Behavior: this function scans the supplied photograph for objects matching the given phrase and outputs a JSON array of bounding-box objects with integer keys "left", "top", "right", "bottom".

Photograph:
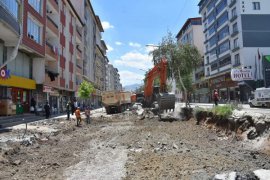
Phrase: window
[
  {"left": 28, "top": 0, "right": 42, "bottom": 14},
  {"left": 232, "top": 22, "right": 238, "bottom": 33},
  {"left": 209, "top": 24, "right": 216, "bottom": 35},
  {"left": 235, "top": 54, "right": 240, "bottom": 65},
  {"left": 218, "top": 41, "right": 230, "bottom": 54},
  {"left": 27, "top": 17, "right": 42, "bottom": 44},
  {"left": 216, "top": 0, "right": 227, "bottom": 15},
  {"left": 233, "top": 38, "right": 239, "bottom": 48},
  {"left": 207, "top": 0, "right": 216, "bottom": 12},
  {"left": 209, "top": 36, "right": 217, "bottom": 47},
  {"left": 232, "top": 7, "right": 237, "bottom": 17},
  {"left": 1, "top": 0, "right": 18, "bottom": 19},
  {"left": 208, "top": 11, "right": 216, "bottom": 24},
  {"left": 219, "top": 57, "right": 231, "bottom": 67},
  {"left": 253, "top": 2, "right": 260, "bottom": 10},
  {"left": 211, "top": 63, "right": 218, "bottom": 71},
  {"left": 218, "top": 26, "right": 229, "bottom": 41},
  {"left": 206, "top": 56, "right": 209, "bottom": 64},
  {"left": 217, "top": 12, "right": 228, "bottom": 29}
]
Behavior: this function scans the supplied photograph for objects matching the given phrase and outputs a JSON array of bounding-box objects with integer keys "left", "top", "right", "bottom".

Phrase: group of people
[{"left": 66, "top": 101, "right": 91, "bottom": 126}]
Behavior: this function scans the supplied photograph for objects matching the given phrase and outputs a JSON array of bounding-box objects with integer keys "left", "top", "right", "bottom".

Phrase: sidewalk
[{"left": 0, "top": 108, "right": 105, "bottom": 129}]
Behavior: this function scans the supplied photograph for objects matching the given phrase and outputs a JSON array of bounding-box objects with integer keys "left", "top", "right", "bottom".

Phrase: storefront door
[{"left": 12, "top": 88, "right": 30, "bottom": 113}]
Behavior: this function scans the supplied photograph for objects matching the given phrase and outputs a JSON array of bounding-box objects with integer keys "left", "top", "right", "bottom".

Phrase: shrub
[{"left": 211, "top": 105, "right": 234, "bottom": 119}]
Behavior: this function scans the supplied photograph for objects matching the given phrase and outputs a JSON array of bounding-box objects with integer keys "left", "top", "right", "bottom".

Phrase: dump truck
[{"left": 102, "top": 91, "right": 132, "bottom": 114}]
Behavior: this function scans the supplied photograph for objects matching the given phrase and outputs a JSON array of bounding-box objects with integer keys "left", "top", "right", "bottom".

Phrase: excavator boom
[{"left": 144, "top": 58, "right": 175, "bottom": 114}]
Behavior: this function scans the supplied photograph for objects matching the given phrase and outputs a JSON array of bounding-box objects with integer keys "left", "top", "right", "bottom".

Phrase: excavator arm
[
  {"left": 144, "top": 58, "right": 175, "bottom": 113},
  {"left": 144, "top": 58, "right": 168, "bottom": 98}
]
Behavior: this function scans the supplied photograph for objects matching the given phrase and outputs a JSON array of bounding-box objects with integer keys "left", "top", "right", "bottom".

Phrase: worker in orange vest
[{"left": 75, "top": 107, "right": 82, "bottom": 126}]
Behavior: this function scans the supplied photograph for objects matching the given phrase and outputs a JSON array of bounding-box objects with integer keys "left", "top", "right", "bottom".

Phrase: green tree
[
  {"left": 78, "top": 80, "right": 94, "bottom": 99},
  {"left": 150, "top": 32, "right": 201, "bottom": 107}
]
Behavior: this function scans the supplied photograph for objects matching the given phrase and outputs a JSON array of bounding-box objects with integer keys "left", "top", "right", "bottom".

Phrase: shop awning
[{"left": 0, "top": 75, "right": 36, "bottom": 89}]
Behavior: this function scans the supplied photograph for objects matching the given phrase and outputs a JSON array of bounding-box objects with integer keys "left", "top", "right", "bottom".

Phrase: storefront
[
  {"left": 209, "top": 73, "right": 238, "bottom": 103},
  {"left": 0, "top": 75, "right": 36, "bottom": 114}
]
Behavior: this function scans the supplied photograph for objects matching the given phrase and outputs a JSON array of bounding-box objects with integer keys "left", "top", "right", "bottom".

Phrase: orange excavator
[{"left": 143, "top": 58, "right": 175, "bottom": 115}]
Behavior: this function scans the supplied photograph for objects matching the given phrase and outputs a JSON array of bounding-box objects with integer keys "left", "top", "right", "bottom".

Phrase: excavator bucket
[{"left": 158, "top": 92, "right": 176, "bottom": 112}]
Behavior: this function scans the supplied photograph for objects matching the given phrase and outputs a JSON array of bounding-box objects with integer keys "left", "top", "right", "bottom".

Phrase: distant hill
[{"left": 124, "top": 83, "right": 142, "bottom": 92}]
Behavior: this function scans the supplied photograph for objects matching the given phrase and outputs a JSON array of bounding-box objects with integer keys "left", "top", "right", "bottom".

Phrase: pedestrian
[
  {"left": 75, "top": 107, "right": 82, "bottom": 126},
  {"left": 31, "top": 97, "right": 36, "bottom": 114},
  {"left": 71, "top": 100, "right": 75, "bottom": 115},
  {"left": 66, "top": 101, "right": 71, "bottom": 120},
  {"left": 85, "top": 106, "right": 91, "bottom": 124},
  {"left": 44, "top": 101, "right": 50, "bottom": 119},
  {"left": 213, "top": 89, "right": 219, "bottom": 106}
]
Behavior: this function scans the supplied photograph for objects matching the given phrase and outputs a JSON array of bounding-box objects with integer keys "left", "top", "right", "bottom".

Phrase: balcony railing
[
  {"left": 46, "top": 41, "right": 58, "bottom": 60},
  {"left": 47, "top": 16, "right": 58, "bottom": 28}
]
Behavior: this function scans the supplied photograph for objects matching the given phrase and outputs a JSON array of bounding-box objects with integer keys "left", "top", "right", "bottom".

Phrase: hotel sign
[{"left": 231, "top": 68, "right": 254, "bottom": 81}]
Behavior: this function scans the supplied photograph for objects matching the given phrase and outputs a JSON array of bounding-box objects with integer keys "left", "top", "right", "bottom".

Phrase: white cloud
[
  {"left": 114, "top": 51, "right": 153, "bottom": 70},
  {"left": 115, "top": 41, "right": 123, "bottom": 46},
  {"left": 119, "top": 71, "right": 144, "bottom": 86},
  {"left": 145, "top": 45, "right": 158, "bottom": 53},
  {"left": 129, "top": 42, "right": 142, "bottom": 48},
  {"left": 101, "top": 21, "right": 114, "bottom": 30},
  {"left": 107, "top": 45, "right": 114, "bottom": 52}
]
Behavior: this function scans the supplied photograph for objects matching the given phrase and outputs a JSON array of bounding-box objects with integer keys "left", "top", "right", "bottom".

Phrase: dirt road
[{"left": 0, "top": 111, "right": 269, "bottom": 179}]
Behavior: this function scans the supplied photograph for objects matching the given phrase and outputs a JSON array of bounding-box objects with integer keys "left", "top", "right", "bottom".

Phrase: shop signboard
[
  {"left": 43, "top": 85, "right": 54, "bottom": 93},
  {"left": 0, "top": 68, "right": 11, "bottom": 79},
  {"left": 231, "top": 68, "right": 254, "bottom": 81}
]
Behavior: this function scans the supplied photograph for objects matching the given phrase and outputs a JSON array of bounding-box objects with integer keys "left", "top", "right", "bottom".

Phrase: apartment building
[
  {"left": 0, "top": 0, "right": 46, "bottom": 113},
  {"left": 175, "top": 17, "right": 209, "bottom": 103},
  {"left": 199, "top": 0, "right": 270, "bottom": 103}
]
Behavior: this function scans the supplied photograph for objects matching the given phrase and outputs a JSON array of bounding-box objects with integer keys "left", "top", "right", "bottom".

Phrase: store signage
[
  {"left": 43, "top": 85, "right": 54, "bottom": 93},
  {"left": 231, "top": 68, "right": 254, "bottom": 81},
  {"left": 0, "top": 68, "right": 11, "bottom": 79}
]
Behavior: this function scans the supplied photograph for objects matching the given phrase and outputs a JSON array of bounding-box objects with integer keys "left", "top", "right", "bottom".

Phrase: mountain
[{"left": 124, "top": 83, "right": 142, "bottom": 92}]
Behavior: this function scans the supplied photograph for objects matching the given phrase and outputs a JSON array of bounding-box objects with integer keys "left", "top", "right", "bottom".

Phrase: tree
[
  {"left": 150, "top": 32, "right": 201, "bottom": 107},
  {"left": 78, "top": 80, "right": 94, "bottom": 99}
]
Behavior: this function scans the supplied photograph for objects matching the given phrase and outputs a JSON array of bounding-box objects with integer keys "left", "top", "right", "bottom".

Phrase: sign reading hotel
[
  {"left": 0, "top": 68, "right": 11, "bottom": 79},
  {"left": 231, "top": 68, "right": 254, "bottom": 81}
]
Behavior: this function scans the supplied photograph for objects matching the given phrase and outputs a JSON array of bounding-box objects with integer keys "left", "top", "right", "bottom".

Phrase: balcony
[
  {"left": 48, "top": 0, "right": 59, "bottom": 12},
  {"left": 45, "top": 42, "right": 58, "bottom": 61},
  {"left": 47, "top": 16, "right": 58, "bottom": 36},
  {"left": 76, "top": 47, "right": 82, "bottom": 59},
  {"left": 209, "top": 54, "right": 217, "bottom": 62},
  {"left": 230, "top": 15, "right": 238, "bottom": 22},
  {"left": 0, "top": 0, "right": 20, "bottom": 46},
  {"left": 229, "top": 0, "right": 236, "bottom": 8},
  {"left": 231, "top": 30, "right": 239, "bottom": 38},
  {"left": 76, "top": 27, "right": 82, "bottom": 43}
]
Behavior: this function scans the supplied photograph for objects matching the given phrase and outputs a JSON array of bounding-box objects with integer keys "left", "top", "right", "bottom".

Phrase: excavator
[{"left": 143, "top": 58, "right": 175, "bottom": 117}]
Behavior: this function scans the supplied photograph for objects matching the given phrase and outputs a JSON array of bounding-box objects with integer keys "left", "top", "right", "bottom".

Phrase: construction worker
[{"left": 75, "top": 107, "right": 82, "bottom": 126}]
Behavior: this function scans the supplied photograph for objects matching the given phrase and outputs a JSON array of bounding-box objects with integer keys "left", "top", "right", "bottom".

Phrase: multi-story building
[
  {"left": 199, "top": 0, "right": 270, "bottom": 103},
  {"left": 0, "top": 0, "right": 46, "bottom": 113},
  {"left": 0, "top": 0, "right": 112, "bottom": 114},
  {"left": 175, "top": 17, "right": 209, "bottom": 103},
  {"left": 113, "top": 68, "right": 122, "bottom": 91}
]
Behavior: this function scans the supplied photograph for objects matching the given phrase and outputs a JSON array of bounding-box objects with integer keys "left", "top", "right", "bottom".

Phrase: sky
[{"left": 91, "top": 0, "right": 201, "bottom": 87}]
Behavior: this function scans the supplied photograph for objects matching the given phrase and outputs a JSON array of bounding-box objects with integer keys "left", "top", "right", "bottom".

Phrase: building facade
[
  {"left": 176, "top": 17, "right": 209, "bottom": 103},
  {"left": 0, "top": 0, "right": 114, "bottom": 115},
  {"left": 199, "top": 0, "right": 270, "bottom": 103}
]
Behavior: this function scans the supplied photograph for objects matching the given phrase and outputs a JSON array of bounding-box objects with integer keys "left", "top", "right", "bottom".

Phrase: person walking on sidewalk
[
  {"left": 213, "top": 89, "right": 219, "bottom": 106},
  {"left": 44, "top": 101, "right": 50, "bottom": 119},
  {"left": 85, "top": 106, "right": 91, "bottom": 124},
  {"left": 66, "top": 101, "right": 71, "bottom": 120},
  {"left": 75, "top": 107, "right": 82, "bottom": 126}
]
